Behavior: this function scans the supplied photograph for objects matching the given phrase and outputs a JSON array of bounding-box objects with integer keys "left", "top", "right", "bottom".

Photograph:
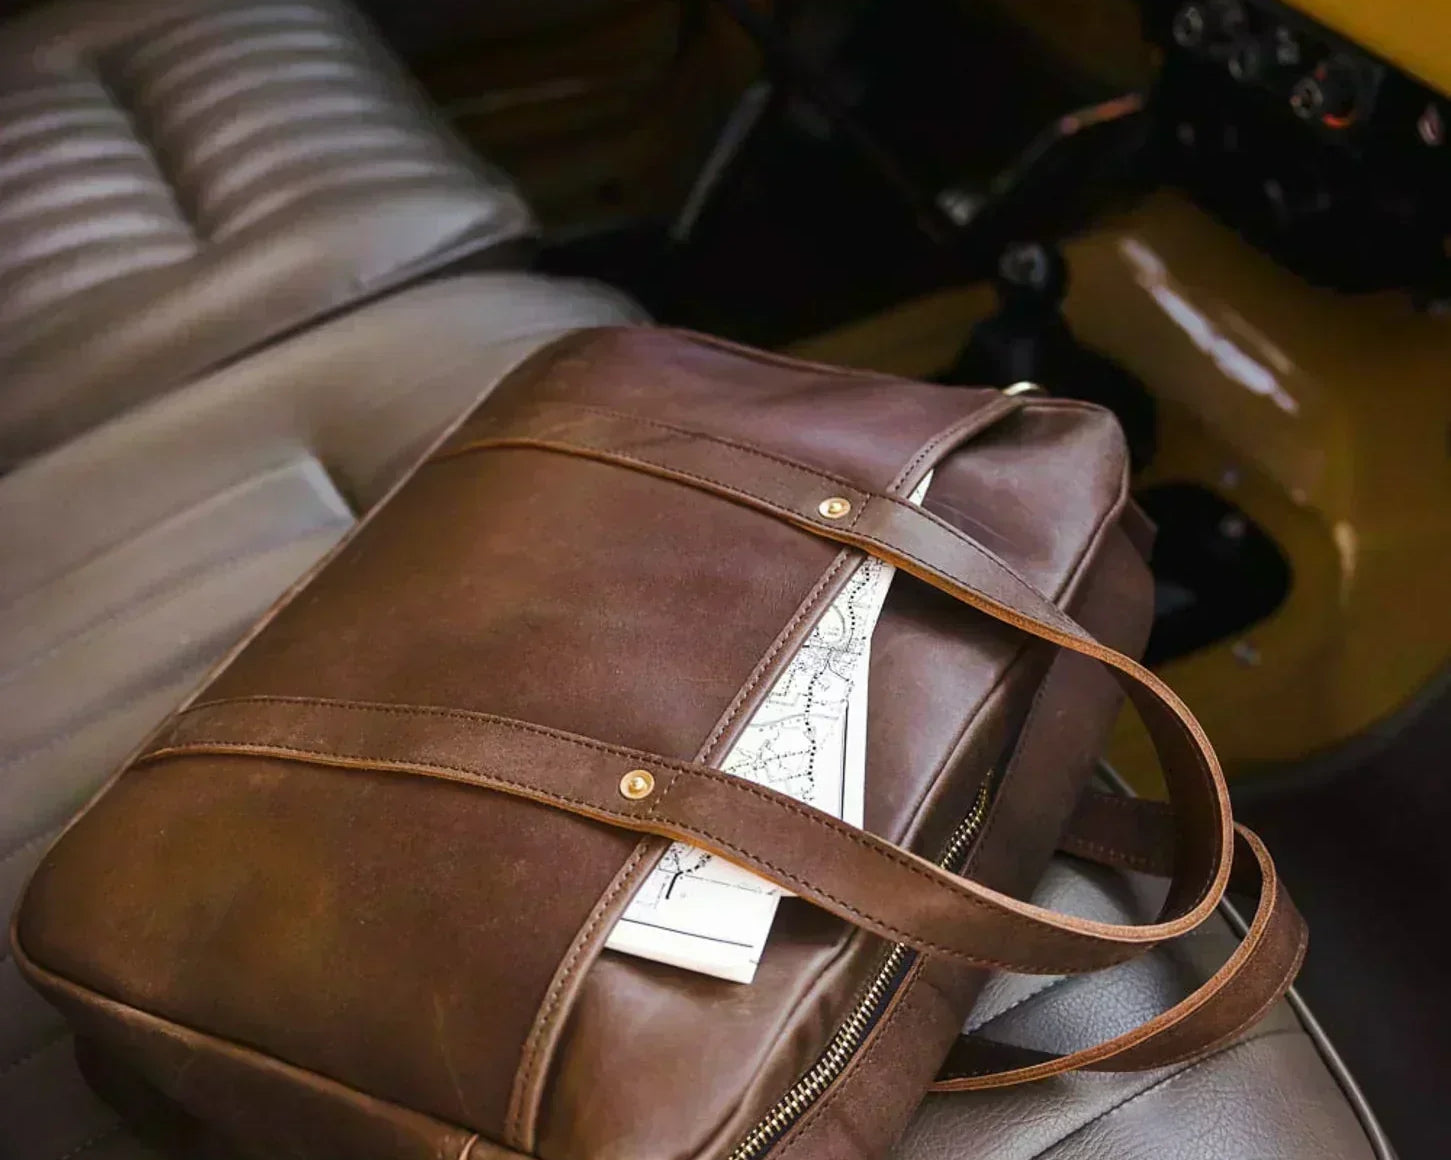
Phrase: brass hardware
[
  {"left": 619, "top": 769, "right": 656, "bottom": 800},
  {"left": 1003, "top": 381, "right": 1043, "bottom": 396},
  {"left": 727, "top": 778, "right": 994, "bottom": 1160},
  {"left": 817, "top": 496, "right": 853, "bottom": 519}
]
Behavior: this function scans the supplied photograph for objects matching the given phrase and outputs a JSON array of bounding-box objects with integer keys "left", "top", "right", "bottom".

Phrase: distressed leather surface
[
  {"left": 0, "top": 0, "right": 535, "bottom": 461},
  {"left": 16, "top": 330, "right": 1139, "bottom": 1160}
]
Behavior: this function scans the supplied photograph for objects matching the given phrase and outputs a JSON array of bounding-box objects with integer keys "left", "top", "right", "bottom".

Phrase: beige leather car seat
[{"left": 0, "top": 0, "right": 535, "bottom": 463}]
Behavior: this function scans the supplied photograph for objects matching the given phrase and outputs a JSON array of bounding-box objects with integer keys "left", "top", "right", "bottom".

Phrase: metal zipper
[{"left": 726, "top": 776, "right": 995, "bottom": 1160}]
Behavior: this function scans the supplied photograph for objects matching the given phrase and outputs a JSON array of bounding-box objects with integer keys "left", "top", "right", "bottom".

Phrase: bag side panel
[{"left": 767, "top": 526, "right": 1153, "bottom": 1160}]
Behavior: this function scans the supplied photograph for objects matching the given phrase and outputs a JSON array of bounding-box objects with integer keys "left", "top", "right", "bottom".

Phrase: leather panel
[{"left": 0, "top": 0, "right": 536, "bottom": 460}]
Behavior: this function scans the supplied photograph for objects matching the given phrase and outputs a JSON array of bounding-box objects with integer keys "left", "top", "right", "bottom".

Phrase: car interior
[{"left": 0, "top": 0, "right": 1445, "bottom": 1157}]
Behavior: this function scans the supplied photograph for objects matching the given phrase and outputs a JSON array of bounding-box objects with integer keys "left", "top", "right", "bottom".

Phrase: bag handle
[
  {"left": 137, "top": 398, "right": 1299, "bottom": 1023},
  {"left": 433, "top": 398, "right": 1236, "bottom": 954},
  {"left": 933, "top": 792, "right": 1306, "bottom": 1087}
]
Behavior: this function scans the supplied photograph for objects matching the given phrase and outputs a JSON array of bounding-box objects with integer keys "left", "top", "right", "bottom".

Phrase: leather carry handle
[
  {"left": 434, "top": 399, "right": 1235, "bottom": 950},
  {"left": 145, "top": 695, "right": 1205, "bottom": 974},
  {"left": 933, "top": 792, "right": 1307, "bottom": 1087},
  {"left": 140, "top": 403, "right": 1233, "bottom": 973},
  {"left": 131, "top": 398, "right": 1300, "bottom": 1073}
]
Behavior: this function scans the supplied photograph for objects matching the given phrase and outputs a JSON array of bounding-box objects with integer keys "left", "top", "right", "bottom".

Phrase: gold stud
[
  {"left": 619, "top": 769, "right": 656, "bottom": 801},
  {"left": 818, "top": 496, "right": 852, "bottom": 519}
]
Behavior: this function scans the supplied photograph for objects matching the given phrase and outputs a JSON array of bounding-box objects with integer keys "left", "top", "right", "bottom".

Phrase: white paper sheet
[{"left": 604, "top": 474, "right": 932, "bottom": 982}]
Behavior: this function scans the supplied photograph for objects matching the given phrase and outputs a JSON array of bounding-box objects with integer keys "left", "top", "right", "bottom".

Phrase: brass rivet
[
  {"left": 619, "top": 769, "right": 656, "bottom": 800},
  {"left": 818, "top": 496, "right": 852, "bottom": 519}
]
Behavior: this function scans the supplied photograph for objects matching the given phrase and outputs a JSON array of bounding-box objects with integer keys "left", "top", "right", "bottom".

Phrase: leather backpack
[{"left": 12, "top": 329, "right": 1304, "bottom": 1160}]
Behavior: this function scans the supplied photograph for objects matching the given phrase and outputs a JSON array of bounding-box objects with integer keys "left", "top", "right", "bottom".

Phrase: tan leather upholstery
[
  {"left": 896, "top": 858, "right": 1390, "bottom": 1160},
  {"left": 0, "top": 273, "right": 645, "bottom": 1160},
  {"left": 0, "top": 0, "right": 535, "bottom": 463}
]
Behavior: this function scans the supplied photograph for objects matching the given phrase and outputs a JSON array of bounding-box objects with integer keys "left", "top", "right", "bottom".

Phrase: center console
[{"left": 1143, "top": 0, "right": 1451, "bottom": 291}]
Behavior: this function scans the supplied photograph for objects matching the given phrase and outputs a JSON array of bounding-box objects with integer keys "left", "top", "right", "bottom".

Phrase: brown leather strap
[
  {"left": 932, "top": 792, "right": 1308, "bottom": 1087},
  {"left": 144, "top": 696, "right": 1197, "bottom": 973},
  {"left": 435, "top": 400, "right": 1233, "bottom": 945}
]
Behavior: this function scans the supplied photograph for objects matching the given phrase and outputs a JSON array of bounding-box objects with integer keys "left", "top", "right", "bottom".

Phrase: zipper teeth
[{"left": 727, "top": 777, "right": 994, "bottom": 1160}]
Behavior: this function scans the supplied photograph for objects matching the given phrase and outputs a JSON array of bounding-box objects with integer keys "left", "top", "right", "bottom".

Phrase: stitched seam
[
  {"left": 438, "top": 436, "right": 1120, "bottom": 678},
  {"left": 161, "top": 698, "right": 1172, "bottom": 957},
  {"left": 0, "top": 1027, "right": 68, "bottom": 1078},
  {"left": 0, "top": 525, "right": 342, "bottom": 689},
  {"left": 888, "top": 397, "right": 1018, "bottom": 489},
  {"left": 699, "top": 551, "right": 853, "bottom": 759},
  {"left": 54, "top": 1124, "right": 124, "bottom": 1160},
  {"left": 0, "top": 828, "right": 58, "bottom": 871},
  {"left": 13, "top": 944, "right": 486, "bottom": 1149},
  {"left": 889, "top": 420, "right": 1127, "bottom": 858},
  {"left": 490, "top": 417, "right": 1108, "bottom": 642},
  {"left": 506, "top": 840, "right": 653, "bottom": 1149},
  {"left": 1059, "top": 837, "right": 1162, "bottom": 874},
  {"left": 150, "top": 707, "right": 1163, "bottom": 971},
  {"left": 670, "top": 328, "right": 904, "bottom": 378},
  {"left": 518, "top": 405, "right": 868, "bottom": 488},
  {"left": 436, "top": 405, "right": 868, "bottom": 494},
  {"left": 442, "top": 431, "right": 1126, "bottom": 682},
  {"left": 771, "top": 959, "right": 929, "bottom": 1159},
  {"left": 438, "top": 427, "right": 1116, "bottom": 662},
  {"left": 1024, "top": 1026, "right": 1302, "bottom": 1158},
  {"left": 960, "top": 662, "right": 1057, "bottom": 879},
  {"left": 1163, "top": 918, "right": 1308, "bottom": 1065},
  {"left": 964, "top": 975, "right": 1071, "bottom": 1034}
]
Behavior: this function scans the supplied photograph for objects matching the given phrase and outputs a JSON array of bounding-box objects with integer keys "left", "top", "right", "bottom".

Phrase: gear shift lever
[{"left": 951, "top": 241, "right": 1157, "bottom": 471}]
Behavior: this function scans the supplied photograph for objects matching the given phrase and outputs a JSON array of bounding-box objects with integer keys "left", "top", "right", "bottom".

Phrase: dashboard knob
[
  {"left": 1227, "top": 39, "right": 1264, "bottom": 81},
  {"left": 1172, "top": 4, "right": 1207, "bottom": 47},
  {"left": 1172, "top": 0, "right": 1245, "bottom": 49},
  {"left": 1290, "top": 58, "right": 1361, "bottom": 127}
]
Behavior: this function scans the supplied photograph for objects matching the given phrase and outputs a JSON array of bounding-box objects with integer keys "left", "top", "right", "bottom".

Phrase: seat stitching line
[
  {"left": 88, "top": 58, "right": 201, "bottom": 241},
  {"left": 964, "top": 974, "right": 1071, "bottom": 1034},
  {"left": 0, "top": 1027, "right": 69, "bottom": 1078},
  {"left": 1024, "top": 1026, "right": 1301, "bottom": 1159},
  {"left": 0, "top": 521, "right": 347, "bottom": 690},
  {"left": 53, "top": 1124, "right": 124, "bottom": 1160},
  {"left": 0, "top": 662, "right": 209, "bottom": 774}
]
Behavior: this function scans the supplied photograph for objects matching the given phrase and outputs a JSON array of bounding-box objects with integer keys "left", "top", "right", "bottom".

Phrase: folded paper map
[{"left": 605, "top": 474, "right": 932, "bottom": 982}]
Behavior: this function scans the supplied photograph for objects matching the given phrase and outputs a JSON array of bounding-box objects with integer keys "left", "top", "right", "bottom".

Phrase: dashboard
[
  {"left": 1283, "top": 0, "right": 1451, "bottom": 101},
  {"left": 1141, "top": 0, "right": 1451, "bottom": 291}
]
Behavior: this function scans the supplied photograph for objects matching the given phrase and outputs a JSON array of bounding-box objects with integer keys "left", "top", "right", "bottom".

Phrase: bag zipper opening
[{"left": 726, "top": 774, "right": 995, "bottom": 1160}]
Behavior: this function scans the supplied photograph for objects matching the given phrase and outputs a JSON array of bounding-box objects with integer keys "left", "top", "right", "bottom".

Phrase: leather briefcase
[{"left": 12, "top": 329, "right": 1305, "bottom": 1160}]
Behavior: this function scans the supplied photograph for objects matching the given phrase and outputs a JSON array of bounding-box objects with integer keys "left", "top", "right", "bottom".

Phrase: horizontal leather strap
[
  {"left": 933, "top": 792, "right": 1308, "bottom": 1087},
  {"left": 144, "top": 696, "right": 1186, "bottom": 974},
  {"left": 433, "top": 401, "right": 1234, "bottom": 958}
]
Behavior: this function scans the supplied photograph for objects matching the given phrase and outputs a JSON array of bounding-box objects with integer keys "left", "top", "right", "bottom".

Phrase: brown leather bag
[{"left": 13, "top": 330, "right": 1305, "bottom": 1160}]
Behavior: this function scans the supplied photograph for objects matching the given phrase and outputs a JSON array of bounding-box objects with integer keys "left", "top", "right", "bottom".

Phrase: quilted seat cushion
[{"left": 0, "top": 0, "right": 535, "bottom": 462}]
